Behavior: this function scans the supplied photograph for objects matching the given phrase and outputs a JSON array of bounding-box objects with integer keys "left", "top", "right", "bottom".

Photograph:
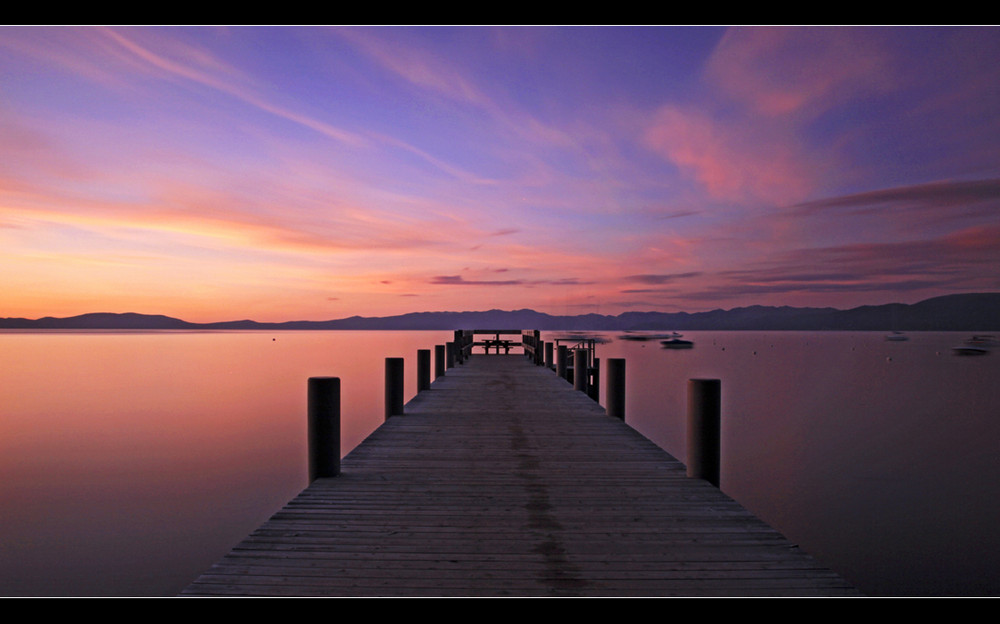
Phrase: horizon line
[{"left": 4, "top": 291, "right": 998, "bottom": 326}]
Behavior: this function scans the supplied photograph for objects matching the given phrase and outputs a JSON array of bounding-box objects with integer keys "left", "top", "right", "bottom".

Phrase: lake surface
[{"left": 2, "top": 329, "right": 998, "bottom": 596}]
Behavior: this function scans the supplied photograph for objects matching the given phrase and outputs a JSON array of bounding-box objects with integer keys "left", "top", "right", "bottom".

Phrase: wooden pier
[{"left": 182, "top": 336, "right": 860, "bottom": 597}]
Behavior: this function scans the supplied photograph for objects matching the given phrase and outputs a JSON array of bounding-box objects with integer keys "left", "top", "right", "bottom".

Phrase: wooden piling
[
  {"left": 417, "top": 349, "right": 431, "bottom": 392},
  {"left": 687, "top": 379, "right": 721, "bottom": 487},
  {"left": 556, "top": 345, "right": 568, "bottom": 381},
  {"left": 453, "top": 331, "right": 465, "bottom": 364},
  {"left": 574, "top": 348, "right": 588, "bottom": 393},
  {"left": 588, "top": 357, "right": 600, "bottom": 402},
  {"left": 307, "top": 377, "right": 340, "bottom": 481},
  {"left": 532, "top": 331, "right": 542, "bottom": 365},
  {"left": 545, "top": 341, "right": 554, "bottom": 369},
  {"left": 435, "top": 345, "right": 446, "bottom": 378},
  {"left": 385, "top": 357, "right": 404, "bottom": 419},
  {"left": 606, "top": 358, "right": 625, "bottom": 420}
]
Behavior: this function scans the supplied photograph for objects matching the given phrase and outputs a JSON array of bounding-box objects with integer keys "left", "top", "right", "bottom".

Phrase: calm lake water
[{"left": 2, "top": 329, "right": 998, "bottom": 596}]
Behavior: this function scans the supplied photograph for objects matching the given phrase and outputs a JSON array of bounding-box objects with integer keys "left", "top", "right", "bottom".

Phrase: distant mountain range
[{"left": 3, "top": 293, "right": 999, "bottom": 332}]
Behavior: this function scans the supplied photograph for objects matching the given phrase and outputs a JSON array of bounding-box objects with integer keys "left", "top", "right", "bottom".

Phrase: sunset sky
[{"left": 2, "top": 26, "right": 999, "bottom": 323}]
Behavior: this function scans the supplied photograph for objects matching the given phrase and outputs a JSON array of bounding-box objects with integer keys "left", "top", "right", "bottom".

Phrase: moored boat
[
  {"left": 952, "top": 345, "right": 990, "bottom": 356},
  {"left": 965, "top": 335, "right": 997, "bottom": 348},
  {"left": 661, "top": 338, "right": 694, "bottom": 349},
  {"left": 952, "top": 335, "right": 996, "bottom": 355},
  {"left": 620, "top": 331, "right": 682, "bottom": 341}
]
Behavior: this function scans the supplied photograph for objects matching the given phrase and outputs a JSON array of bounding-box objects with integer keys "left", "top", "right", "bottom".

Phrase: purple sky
[{"left": 1, "top": 26, "right": 998, "bottom": 321}]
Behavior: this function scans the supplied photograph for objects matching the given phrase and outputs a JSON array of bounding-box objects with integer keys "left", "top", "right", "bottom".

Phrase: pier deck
[{"left": 182, "top": 353, "right": 859, "bottom": 597}]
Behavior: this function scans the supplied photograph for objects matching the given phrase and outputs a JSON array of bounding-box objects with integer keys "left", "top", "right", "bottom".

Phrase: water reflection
[
  {"left": 0, "top": 330, "right": 452, "bottom": 596},
  {"left": 593, "top": 331, "right": 1000, "bottom": 596},
  {"left": 2, "top": 330, "right": 998, "bottom": 596}
]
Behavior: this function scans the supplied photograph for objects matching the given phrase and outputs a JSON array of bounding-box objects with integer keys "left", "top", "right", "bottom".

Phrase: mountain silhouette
[{"left": 3, "top": 293, "right": 998, "bottom": 331}]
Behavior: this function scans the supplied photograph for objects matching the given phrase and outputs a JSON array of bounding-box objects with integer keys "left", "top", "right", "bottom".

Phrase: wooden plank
[{"left": 182, "top": 353, "right": 860, "bottom": 597}]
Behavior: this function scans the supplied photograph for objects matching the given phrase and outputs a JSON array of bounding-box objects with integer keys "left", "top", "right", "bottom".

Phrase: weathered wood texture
[{"left": 182, "top": 354, "right": 860, "bottom": 597}]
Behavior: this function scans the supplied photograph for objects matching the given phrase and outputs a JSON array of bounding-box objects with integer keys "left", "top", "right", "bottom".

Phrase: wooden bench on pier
[
  {"left": 460, "top": 329, "right": 524, "bottom": 355},
  {"left": 475, "top": 338, "right": 515, "bottom": 354}
]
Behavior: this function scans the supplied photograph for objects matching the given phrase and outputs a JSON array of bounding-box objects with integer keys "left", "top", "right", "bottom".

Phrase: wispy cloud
[
  {"left": 791, "top": 178, "right": 1000, "bottom": 219},
  {"left": 430, "top": 275, "right": 524, "bottom": 286},
  {"left": 429, "top": 274, "right": 595, "bottom": 288},
  {"left": 93, "top": 27, "right": 372, "bottom": 148},
  {"left": 334, "top": 27, "right": 576, "bottom": 149},
  {"left": 627, "top": 272, "right": 703, "bottom": 285},
  {"left": 695, "top": 222, "right": 1000, "bottom": 304}
]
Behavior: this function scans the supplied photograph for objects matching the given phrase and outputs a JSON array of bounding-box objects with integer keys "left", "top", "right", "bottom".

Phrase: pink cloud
[
  {"left": 644, "top": 105, "right": 817, "bottom": 206},
  {"left": 705, "top": 27, "right": 895, "bottom": 119},
  {"left": 642, "top": 28, "right": 903, "bottom": 208}
]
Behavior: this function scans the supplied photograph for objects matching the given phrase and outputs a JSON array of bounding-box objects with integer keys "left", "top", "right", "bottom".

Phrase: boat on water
[
  {"left": 952, "top": 345, "right": 990, "bottom": 356},
  {"left": 620, "top": 331, "right": 682, "bottom": 342},
  {"left": 552, "top": 332, "right": 611, "bottom": 344},
  {"left": 965, "top": 335, "right": 997, "bottom": 347},
  {"left": 885, "top": 331, "right": 909, "bottom": 341},
  {"left": 952, "top": 335, "right": 996, "bottom": 355},
  {"left": 661, "top": 338, "right": 694, "bottom": 349}
]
